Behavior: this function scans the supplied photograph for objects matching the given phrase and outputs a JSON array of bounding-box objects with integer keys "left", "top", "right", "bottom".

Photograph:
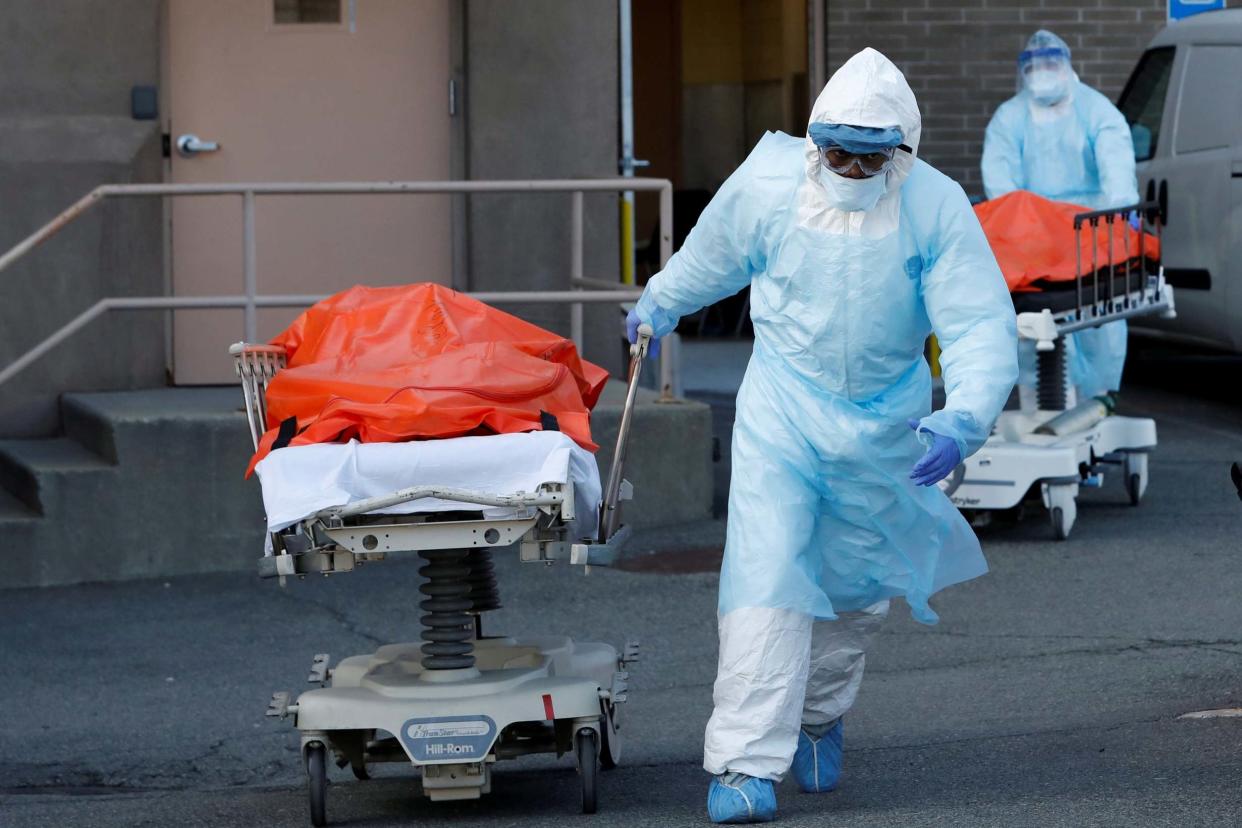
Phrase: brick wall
[{"left": 825, "top": 0, "right": 1204, "bottom": 197}]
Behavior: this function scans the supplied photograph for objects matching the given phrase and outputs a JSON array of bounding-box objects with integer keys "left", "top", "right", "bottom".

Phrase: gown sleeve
[
  {"left": 918, "top": 182, "right": 1019, "bottom": 458},
  {"left": 981, "top": 102, "right": 1025, "bottom": 202},
  {"left": 635, "top": 138, "right": 785, "bottom": 336}
]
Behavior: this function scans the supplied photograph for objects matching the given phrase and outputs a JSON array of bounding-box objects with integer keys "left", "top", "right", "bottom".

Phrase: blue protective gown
[
  {"left": 636, "top": 132, "right": 1018, "bottom": 624},
  {"left": 982, "top": 80, "right": 1139, "bottom": 397}
]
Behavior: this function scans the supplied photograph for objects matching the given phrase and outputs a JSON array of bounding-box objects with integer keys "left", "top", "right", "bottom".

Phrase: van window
[
  {"left": 1118, "top": 48, "right": 1175, "bottom": 162},
  {"left": 1174, "top": 45, "right": 1242, "bottom": 155}
]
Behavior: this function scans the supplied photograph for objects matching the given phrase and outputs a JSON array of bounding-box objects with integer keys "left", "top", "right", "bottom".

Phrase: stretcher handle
[
  {"left": 1071, "top": 199, "right": 1164, "bottom": 328},
  {"left": 1070, "top": 199, "right": 1159, "bottom": 229},
  {"left": 599, "top": 324, "right": 652, "bottom": 542}
]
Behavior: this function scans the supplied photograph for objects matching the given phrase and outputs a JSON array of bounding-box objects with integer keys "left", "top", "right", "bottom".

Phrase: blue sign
[
  {"left": 400, "top": 715, "right": 497, "bottom": 764},
  {"left": 1169, "top": 0, "right": 1226, "bottom": 21}
]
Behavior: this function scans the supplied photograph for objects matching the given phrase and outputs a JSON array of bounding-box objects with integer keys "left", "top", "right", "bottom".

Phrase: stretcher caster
[
  {"left": 1051, "top": 507, "right": 1068, "bottom": 541},
  {"left": 1042, "top": 482, "right": 1078, "bottom": 541},
  {"left": 600, "top": 700, "right": 622, "bottom": 770},
  {"left": 1123, "top": 452, "right": 1148, "bottom": 506},
  {"left": 333, "top": 748, "right": 369, "bottom": 781},
  {"left": 306, "top": 742, "right": 327, "bottom": 827},
  {"left": 576, "top": 728, "right": 599, "bottom": 814}
]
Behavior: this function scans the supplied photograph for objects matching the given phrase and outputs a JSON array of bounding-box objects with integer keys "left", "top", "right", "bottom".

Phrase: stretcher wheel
[
  {"left": 600, "top": 701, "right": 622, "bottom": 770},
  {"left": 575, "top": 728, "right": 599, "bottom": 814},
  {"left": 1043, "top": 483, "right": 1077, "bottom": 541},
  {"left": 306, "top": 742, "right": 327, "bottom": 827},
  {"left": 1123, "top": 452, "right": 1148, "bottom": 507},
  {"left": 1051, "top": 506, "right": 1068, "bottom": 542},
  {"left": 350, "top": 759, "right": 369, "bottom": 781}
]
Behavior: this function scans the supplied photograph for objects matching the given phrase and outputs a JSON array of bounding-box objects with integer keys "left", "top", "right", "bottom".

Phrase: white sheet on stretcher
[{"left": 255, "top": 431, "right": 601, "bottom": 540}]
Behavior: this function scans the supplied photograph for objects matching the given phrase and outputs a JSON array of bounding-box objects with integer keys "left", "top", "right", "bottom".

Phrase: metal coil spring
[
  {"left": 464, "top": 548, "right": 502, "bottom": 614},
  {"left": 418, "top": 548, "right": 475, "bottom": 670},
  {"left": 1036, "top": 339, "right": 1068, "bottom": 411}
]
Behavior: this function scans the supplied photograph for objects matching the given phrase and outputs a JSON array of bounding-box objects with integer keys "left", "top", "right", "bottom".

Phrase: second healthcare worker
[
  {"left": 627, "top": 49, "right": 1018, "bottom": 823},
  {"left": 982, "top": 30, "right": 1139, "bottom": 400}
]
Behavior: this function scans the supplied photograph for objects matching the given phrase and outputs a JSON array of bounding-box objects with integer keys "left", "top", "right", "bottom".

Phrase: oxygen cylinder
[{"left": 1033, "top": 394, "right": 1116, "bottom": 436}]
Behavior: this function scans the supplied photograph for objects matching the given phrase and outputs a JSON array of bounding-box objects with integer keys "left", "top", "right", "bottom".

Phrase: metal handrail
[{"left": 0, "top": 178, "right": 676, "bottom": 391}]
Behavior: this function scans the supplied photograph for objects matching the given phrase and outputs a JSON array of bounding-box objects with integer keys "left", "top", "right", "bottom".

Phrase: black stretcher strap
[
  {"left": 1011, "top": 259, "right": 1160, "bottom": 314},
  {"left": 272, "top": 416, "right": 298, "bottom": 450},
  {"left": 539, "top": 410, "right": 560, "bottom": 432}
]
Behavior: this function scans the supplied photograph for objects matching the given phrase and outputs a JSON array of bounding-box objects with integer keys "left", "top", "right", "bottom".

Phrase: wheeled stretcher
[
  {"left": 230, "top": 326, "right": 654, "bottom": 825},
  {"left": 946, "top": 202, "right": 1175, "bottom": 539}
]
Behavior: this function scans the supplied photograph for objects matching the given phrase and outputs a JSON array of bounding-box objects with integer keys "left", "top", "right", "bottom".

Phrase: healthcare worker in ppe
[
  {"left": 626, "top": 49, "right": 1017, "bottom": 823},
  {"left": 981, "top": 30, "right": 1139, "bottom": 400}
]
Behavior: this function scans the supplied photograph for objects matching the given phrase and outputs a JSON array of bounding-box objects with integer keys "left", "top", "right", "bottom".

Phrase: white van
[{"left": 1117, "top": 9, "right": 1242, "bottom": 351}]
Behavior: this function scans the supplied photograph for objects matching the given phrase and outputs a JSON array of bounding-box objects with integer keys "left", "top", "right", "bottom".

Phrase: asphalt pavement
[{"left": 3, "top": 338, "right": 1241, "bottom": 827}]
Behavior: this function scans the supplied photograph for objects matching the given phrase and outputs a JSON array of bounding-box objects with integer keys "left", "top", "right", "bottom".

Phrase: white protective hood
[{"left": 796, "top": 48, "right": 922, "bottom": 237}]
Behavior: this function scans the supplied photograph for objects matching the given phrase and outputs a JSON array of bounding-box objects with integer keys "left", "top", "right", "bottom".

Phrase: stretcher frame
[
  {"left": 946, "top": 201, "right": 1175, "bottom": 540},
  {"left": 229, "top": 327, "right": 654, "bottom": 824}
]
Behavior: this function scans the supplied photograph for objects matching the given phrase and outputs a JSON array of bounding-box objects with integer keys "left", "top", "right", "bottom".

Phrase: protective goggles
[
  {"left": 1018, "top": 47, "right": 1069, "bottom": 74},
  {"left": 818, "top": 144, "right": 898, "bottom": 178}
]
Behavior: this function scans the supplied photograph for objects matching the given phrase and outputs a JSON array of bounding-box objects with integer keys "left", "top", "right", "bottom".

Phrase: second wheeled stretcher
[
  {"left": 945, "top": 201, "right": 1175, "bottom": 540},
  {"left": 231, "top": 326, "right": 656, "bottom": 826}
]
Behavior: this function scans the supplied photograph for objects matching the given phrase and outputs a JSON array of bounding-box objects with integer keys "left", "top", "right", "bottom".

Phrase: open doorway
[{"left": 632, "top": 0, "right": 809, "bottom": 338}]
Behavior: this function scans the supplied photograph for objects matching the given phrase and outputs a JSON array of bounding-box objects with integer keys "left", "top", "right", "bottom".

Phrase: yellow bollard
[
  {"left": 927, "top": 335, "right": 942, "bottom": 378},
  {"left": 620, "top": 195, "right": 636, "bottom": 286}
]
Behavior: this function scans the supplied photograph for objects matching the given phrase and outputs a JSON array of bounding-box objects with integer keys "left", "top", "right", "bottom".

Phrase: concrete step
[
  {"left": 591, "top": 381, "right": 713, "bottom": 530},
  {"left": 62, "top": 387, "right": 247, "bottom": 464},
  {"left": 1, "top": 388, "right": 263, "bottom": 589},
  {"left": 0, "top": 437, "right": 114, "bottom": 514},
  {"left": 0, "top": 437, "right": 118, "bottom": 588},
  {"left": 0, "top": 487, "right": 38, "bottom": 523}
]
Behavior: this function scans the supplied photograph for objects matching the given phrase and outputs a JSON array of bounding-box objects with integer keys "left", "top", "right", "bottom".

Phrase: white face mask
[
  {"left": 819, "top": 168, "right": 887, "bottom": 212},
  {"left": 1025, "top": 69, "right": 1069, "bottom": 106}
]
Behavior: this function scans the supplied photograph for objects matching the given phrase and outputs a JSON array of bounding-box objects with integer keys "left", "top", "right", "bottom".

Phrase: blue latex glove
[
  {"left": 908, "top": 420, "right": 962, "bottom": 487},
  {"left": 1128, "top": 210, "right": 1142, "bottom": 231},
  {"left": 625, "top": 308, "right": 661, "bottom": 359}
]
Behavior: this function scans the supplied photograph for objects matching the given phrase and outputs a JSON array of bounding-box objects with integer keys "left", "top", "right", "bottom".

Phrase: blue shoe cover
[
  {"left": 707, "top": 773, "right": 777, "bottom": 823},
  {"left": 791, "top": 719, "right": 843, "bottom": 793}
]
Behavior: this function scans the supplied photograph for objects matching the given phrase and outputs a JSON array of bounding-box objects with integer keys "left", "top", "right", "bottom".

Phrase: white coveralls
[{"left": 704, "top": 603, "right": 888, "bottom": 778}]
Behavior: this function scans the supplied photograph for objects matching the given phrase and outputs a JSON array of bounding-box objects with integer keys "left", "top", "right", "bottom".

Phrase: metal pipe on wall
[
  {"left": 809, "top": 0, "right": 826, "bottom": 98},
  {"left": 570, "top": 190, "right": 585, "bottom": 351},
  {"left": 242, "top": 191, "right": 257, "bottom": 342}
]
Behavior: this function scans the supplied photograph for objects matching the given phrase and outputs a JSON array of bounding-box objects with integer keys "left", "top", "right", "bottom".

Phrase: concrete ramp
[{"left": 0, "top": 383, "right": 712, "bottom": 589}]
